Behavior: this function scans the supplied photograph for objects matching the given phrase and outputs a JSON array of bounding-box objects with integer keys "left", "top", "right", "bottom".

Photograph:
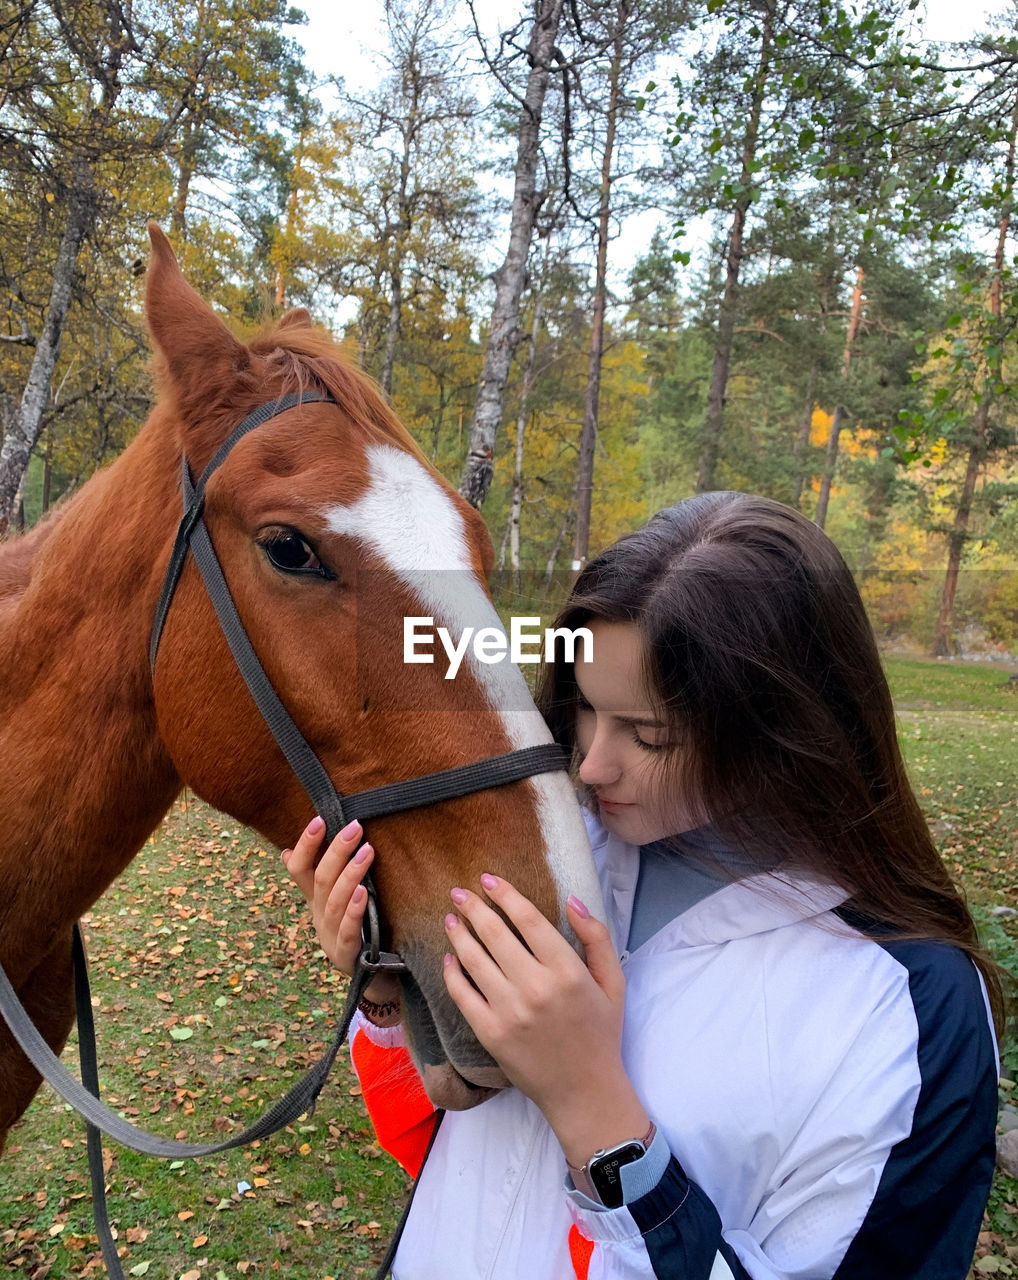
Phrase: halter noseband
[{"left": 148, "top": 390, "right": 568, "bottom": 973}]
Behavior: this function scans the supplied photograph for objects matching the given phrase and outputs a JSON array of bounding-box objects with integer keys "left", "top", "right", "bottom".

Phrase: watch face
[{"left": 590, "top": 1141, "right": 646, "bottom": 1209}]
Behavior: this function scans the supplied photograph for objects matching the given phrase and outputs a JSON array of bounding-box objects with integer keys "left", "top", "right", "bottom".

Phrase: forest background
[
  {"left": 1, "top": 0, "right": 1018, "bottom": 659},
  {"left": 1, "top": 4, "right": 1017, "bottom": 1278}
]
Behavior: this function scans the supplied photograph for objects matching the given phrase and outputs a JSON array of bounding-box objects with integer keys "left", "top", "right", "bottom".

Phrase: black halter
[{"left": 149, "top": 390, "right": 568, "bottom": 971}]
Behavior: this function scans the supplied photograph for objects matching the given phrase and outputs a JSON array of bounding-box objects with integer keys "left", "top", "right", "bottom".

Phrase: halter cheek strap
[{"left": 148, "top": 389, "right": 568, "bottom": 968}]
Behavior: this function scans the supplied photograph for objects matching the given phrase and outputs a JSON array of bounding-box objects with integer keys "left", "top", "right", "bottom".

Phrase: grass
[{"left": 0, "top": 655, "right": 1016, "bottom": 1278}]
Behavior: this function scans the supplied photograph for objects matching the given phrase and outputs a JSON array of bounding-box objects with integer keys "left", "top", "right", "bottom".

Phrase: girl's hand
[
  {"left": 281, "top": 816, "right": 376, "bottom": 978},
  {"left": 442, "top": 876, "right": 649, "bottom": 1167}
]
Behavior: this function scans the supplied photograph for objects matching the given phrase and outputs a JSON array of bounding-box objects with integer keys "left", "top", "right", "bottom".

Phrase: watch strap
[{"left": 567, "top": 1119, "right": 657, "bottom": 1205}]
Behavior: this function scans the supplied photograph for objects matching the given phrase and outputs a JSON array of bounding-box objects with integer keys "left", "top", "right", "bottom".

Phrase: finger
[
  {"left": 442, "top": 950, "right": 496, "bottom": 1038},
  {"left": 330, "top": 878, "right": 371, "bottom": 957},
  {"left": 449, "top": 886, "right": 542, "bottom": 980},
  {"left": 474, "top": 875, "right": 570, "bottom": 966},
  {"left": 284, "top": 815, "right": 327, "bottom": 891},
  {"left": 567, "top": 896, "right": 625, "bottom": 1000},
  {"left": 445, "top": 907, "right": 511, "bottom": 1001},
  {"left": 312, "top": 819, "right": 365, "bottom": 903},
  {"left": 321, "top": 844, "right": 374, "bottom": 927}
]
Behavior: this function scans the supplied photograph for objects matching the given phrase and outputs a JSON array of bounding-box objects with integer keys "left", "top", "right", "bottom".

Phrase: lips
[{"left": 597, "top": 796, "right": 632, "bottom": 813}]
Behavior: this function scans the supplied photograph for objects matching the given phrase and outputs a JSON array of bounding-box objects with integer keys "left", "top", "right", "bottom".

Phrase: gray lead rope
[
  {"left": 71, "top": 922, "right": 436, "bottom": 1280},
  {"left": 0, "top": 925, "right": 374, "bottom": 1278}
]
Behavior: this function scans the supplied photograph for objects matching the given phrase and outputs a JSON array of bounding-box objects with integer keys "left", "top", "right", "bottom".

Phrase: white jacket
[{"left": 351, "top": 811, "right": 999, "bottom": 1280}]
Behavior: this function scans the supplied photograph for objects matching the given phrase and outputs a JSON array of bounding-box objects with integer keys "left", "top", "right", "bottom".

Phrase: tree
[
  {"left": 323, "top": 0, "right": 481, "bottom": 399},
  {"left": 932, "top": 92, "right": 1018, "bottom": 655},
  {"left": 669, "top": 0, "right": 927, "bottom": 495},
  {"left": 571, "top": 0, "right": 683, "bottom": 567},
  {"left": 0, "top": 0, "right": 311, "bottom": 530},
  {"left": 459, "top": 0, "right": 566, "bottom": 508}
]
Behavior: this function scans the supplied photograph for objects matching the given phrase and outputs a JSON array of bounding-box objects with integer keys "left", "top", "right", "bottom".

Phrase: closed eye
[
  {"left": 576, "top": 691, "right": 671, "bottom": 751},
  {"left": 258, "top": 528, "right": 334, "bottom": 579}
]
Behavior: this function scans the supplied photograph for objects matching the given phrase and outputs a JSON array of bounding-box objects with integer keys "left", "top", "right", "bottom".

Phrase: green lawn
[{"left": 0, "top": 656, "right": 1015, "bottom": 1278}]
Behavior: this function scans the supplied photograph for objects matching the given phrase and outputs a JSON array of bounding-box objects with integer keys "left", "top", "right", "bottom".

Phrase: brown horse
[{"left": 0, "top": 225, "right": 600, "bottom": 1152}]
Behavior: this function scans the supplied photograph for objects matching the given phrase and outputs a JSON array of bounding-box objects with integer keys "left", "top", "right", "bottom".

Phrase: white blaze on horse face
[{"left": 323, "top": 444, "right": 603, "bottom": 928}]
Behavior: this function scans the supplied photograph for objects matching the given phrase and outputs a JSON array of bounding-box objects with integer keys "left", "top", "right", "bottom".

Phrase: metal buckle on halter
[{"left": 359, "top": 886, "right": 408, "bottom": 974}]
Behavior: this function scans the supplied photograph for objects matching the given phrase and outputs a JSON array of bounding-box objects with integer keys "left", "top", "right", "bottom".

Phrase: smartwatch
[{"left": 567, "top": 1119, "right": 657, "bottom": 1209}]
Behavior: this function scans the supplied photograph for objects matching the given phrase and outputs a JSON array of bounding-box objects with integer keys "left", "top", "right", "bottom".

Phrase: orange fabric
[
  {"left": 351, "top": 1029, "right": 438, "bottom": 1177},
  {"left": 569, "top": 1224, "right": 595, "bottom": 1280}
]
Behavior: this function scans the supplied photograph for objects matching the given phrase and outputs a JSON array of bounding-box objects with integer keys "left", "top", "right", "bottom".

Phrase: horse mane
[{"left": 245, "top": 322, "right": 430, "bottom": 466}]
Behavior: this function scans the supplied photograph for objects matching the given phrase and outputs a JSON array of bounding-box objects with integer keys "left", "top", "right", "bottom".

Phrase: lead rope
[{"left": 70, "top": 923, "right": 435, "bottom": 1280}]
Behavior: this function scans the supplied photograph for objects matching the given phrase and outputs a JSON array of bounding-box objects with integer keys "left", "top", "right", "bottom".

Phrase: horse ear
[
  {"left": 145, "top": 222, "right": 249, "bottom": 412},
  {"left": 277, "top": 307, "right": 313, "bottom": 331}
]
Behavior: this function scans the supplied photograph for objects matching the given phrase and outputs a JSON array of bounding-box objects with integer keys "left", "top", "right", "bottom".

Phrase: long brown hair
[{"left": 538, "top": 492, "right": 1006, "bottom": 1039}]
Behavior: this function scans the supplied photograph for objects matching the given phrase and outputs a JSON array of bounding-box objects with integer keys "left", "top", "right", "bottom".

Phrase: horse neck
[{"left": 0, "top": 420, "right": 182, "bottom": 961}]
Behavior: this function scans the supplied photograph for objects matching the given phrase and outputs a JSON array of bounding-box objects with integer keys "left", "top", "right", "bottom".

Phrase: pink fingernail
[
  {"left": 340, "top": 819, "right": 362, "bottom": 841},
  {"left": 480, "top": 873, "right": 498, "bottom": 892},
  {"left": 354, "top": 843, "right": 373, "bottom": 864},
  {"left": 445, "top": 913, "right": 459, "bottom": 931},
  {"left": 444, "top": 953, "right": 454, "bottom": 967},
  {"left": 307, "top": 815, "right": 325, "bottom": 835},
  {"left": 352, "top": 885, "right": 366, "bottom": 904},
  {"left": 567, "top": 894, "right": 590, "bottom": 919},
  {"left": 450, "top": 887, "right": 467, "bottom": 905}
]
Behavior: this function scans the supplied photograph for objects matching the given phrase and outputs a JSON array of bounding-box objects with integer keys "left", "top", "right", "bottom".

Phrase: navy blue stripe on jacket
[{"left": 831, "top": 937, "right": 998, "bottom": 1280}]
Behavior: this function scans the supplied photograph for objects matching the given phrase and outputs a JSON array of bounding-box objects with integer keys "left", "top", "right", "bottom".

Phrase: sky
[
  {"left": 285, "top": 0, "right": 1011, "bottom": 292},
  {"left": 291, "top": 0, "right": 1004, "bottom": 88}
]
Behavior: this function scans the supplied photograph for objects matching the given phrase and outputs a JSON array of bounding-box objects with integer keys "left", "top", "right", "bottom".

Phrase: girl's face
[{"left": 574, "top": 621, "right": 695, "bottom": 845}]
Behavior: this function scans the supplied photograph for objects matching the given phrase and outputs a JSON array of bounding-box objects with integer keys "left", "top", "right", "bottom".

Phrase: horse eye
[{"left": 260, "top": 531, "right": 331, "bottom": 578}]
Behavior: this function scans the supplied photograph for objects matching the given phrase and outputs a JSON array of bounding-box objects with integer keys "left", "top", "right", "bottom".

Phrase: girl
[{"left": 284, "top": 491, "right": 1002, "bottom": 1280}]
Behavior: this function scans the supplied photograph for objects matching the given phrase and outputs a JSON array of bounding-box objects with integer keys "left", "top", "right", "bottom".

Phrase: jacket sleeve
[
  {"left": 349, "top": 1011, "right": 439, "bottom": 1178},
  {"left": 566, "top": 1158, "right": 753, "bottom": 1280},
  {"left": 566, "top": 943, "right": 998, "bottom": 1280}
]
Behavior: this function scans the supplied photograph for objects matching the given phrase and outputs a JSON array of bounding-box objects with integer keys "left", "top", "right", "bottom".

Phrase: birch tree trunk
[
  {"left": 572, "top": 0, "right": 628, "bottom": 570},
  {"left": 0, "top": 157, "right": 96, "bottom": 532},
  {"left": 459, "top": 0, "right": 564, "bottom": 508},
  {"left": 695, "top": 0, "right": 775, "bottom": 494},
  {"left": 815, "top": 264, "right": 865, "bottom": 530}
]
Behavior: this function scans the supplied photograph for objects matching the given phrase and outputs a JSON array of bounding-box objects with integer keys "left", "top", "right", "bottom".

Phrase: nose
[{"left": 578, "top": 725, "right": 622, "bottom": 789}]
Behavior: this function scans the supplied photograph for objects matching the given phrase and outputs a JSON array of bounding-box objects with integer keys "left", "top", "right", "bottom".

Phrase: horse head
[{"left": 143, "top": 226, "right": 601, "bottom": 1111}]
